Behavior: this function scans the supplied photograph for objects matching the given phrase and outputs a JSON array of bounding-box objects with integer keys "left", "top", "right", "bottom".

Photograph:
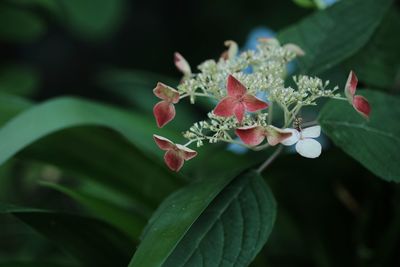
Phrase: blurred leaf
[
  {"left": 57, "top": 0, "right": 125, "bottom": 40},
  {"left": 0, "top": 65, "right": 40, "bottom": 97},
  {"left": 98, "top": 69, "right": 178, "bottom": 113},
  {"left": 0, "top": 4, "right": 46, "bottom": 42},
  {"left": 0, "top": 97, "right": 185, "bottom": 211},
  {"left": 292, "top": 0, "right": 317, "bottom": 8},
  {"left": 130, "top": 170, "right": 276, "bottom": 267},
  {"left": 0, "top": 203, "right": 132, "bottom": 267},
  {"left": 40, "top": 181, "right": 146, "bottom": 240},
  {"left": 318, "top": 90, "right": 400, "bottom": 182},
  {"left": 0, "top": 262, "right": 73, "bottom": 267},
  {"left": 0, "top": 93, "right": 32, "bottom": 124},
  {"left": 0, "top": 96, "right": 179, "bottom": 165},
  {"left": 278, "top": 0, "right": 392, "bottom": 74},
  {"left": 345, "top": 9, "right": 400, "bottom": 89}
]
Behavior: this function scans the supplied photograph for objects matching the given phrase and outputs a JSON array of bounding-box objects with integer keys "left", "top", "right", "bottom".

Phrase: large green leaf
[
  {"left": 278, "top": 0, "right": 392, "bottom": 74},
  {"left": 0, "top": 96, "right": 185, "bottom": 209},
  {"left": 345, "top": 9, "right": 400, "bottom": 89},
  {"left": 129, "top": 170, "right": 277, "bottom": 267},
  {"left": 318, "top": 90, "right": 400, "bottom": 182},
  {"left": 0, "top": 203, "right": 132, "bottom": 267}
]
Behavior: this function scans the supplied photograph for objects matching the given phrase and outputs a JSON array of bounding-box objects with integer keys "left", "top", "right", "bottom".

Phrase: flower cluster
[{"left": 152, "top": 39, "right": 371, "bottom": 171}]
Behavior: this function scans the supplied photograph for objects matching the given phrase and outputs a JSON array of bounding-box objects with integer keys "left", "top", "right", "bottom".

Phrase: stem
[
  {"left": 183, "top": 140, "right": 195, "bottom": 147},
  {"left": 179, "top": 92, "right": 215, "bottom": 100},
  {"left": 267, "top": 102, "right": 273, "bottom": 125},
  {"left": 256, "top": 145, "right": 283, "bottom": 173}
]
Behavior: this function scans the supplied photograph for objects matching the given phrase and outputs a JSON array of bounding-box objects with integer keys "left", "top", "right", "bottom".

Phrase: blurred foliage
[{"left": 0, "top": 0, "right": 399, "bottom": 267}]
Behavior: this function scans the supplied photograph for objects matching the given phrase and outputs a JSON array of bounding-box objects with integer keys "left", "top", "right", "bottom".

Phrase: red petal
[
  {"left": 227, "top": 75, "right": 247, "bottom": 98},
  {"left": 214, "top": 97, "right": 236, "bottom": 117},
  {"left": 176, "top": 144, "right": 197, "bottom": 160},
  {"left": 353, "top": 95, "right": 371, "bottom": 119},
  {"left": 265, "top": 126, "right": 293, "bottom": 146},
  {"left": 153, "top": 101, "right": 176, "bottom": 128},
  {"left": 243, "top": 94, "right": 269, "bottom": 112},
  {"left": 174, "top": 52, "right": 191, "bottom": 76},
  {"left": 164, "top": 150, "right": 184, "bottom": 172},
  {"left": 235, "top": 126, "right": 266, "bottom": 146},
  {"left": 153, "top": 135, "right": 175, "bottom": 150},
  {"left": 153, "top": 82, "right": 180, "bottom": 103},
  {"left": 345, "top": 71, "right": 358, "bottom": 102}
]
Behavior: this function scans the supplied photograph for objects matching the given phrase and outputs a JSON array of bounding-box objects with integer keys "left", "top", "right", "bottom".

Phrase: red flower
[
  {"left": 153, "top": 82, "right": 180, "bottom": 128},
  {"left": 153, "top": 135, "right": 197, "bottom": 172},
  {"left": 345, "top": 71, "right": 371, "bottom": 119},
  {"left": 235, "top": 125, "right": 292, "bottom": 146},
  {"left": 214, "top": 75, "right": 268, "bottom": 123}
]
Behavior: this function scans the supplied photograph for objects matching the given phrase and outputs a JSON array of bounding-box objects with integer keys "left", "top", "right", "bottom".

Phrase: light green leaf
[
  {"left": 129, "top": 170, "right": 277, "bottom": 267},
  {"left": 278, "top": 0, "right": 392, "bottom": 74},
  {"left": 318, "top": 90, "right": 400, "bottom": 182}
]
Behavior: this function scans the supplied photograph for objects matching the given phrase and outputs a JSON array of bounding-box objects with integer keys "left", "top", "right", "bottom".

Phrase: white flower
[{"left": 281, "top": 125, "right": 322, "bottom": 158}]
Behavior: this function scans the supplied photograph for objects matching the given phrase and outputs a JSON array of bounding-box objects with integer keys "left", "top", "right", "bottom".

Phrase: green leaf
[
  {"left": 0, "top": 4, "right": 46, "bottom": 42},
  {"left": 57, "top": 0, "right": 124, "bottom": 40},
  {"left": 345, "top": 9, "right": 400, "bottom": 89},
  {"left": 0, "top": 96, "right": 178, "bottom": 165},
  {"left": 129, "top": 170, "right": 277, "bottom": 267},
  {"left": 40, "top": 181, "right": 146, "bottom": 240},
  {"left": 0, "top": 65, "right": 40, "bottom": 96},
  {"left": 318, "top": 90, "right": 400, "bottom": 182},
  {"left": 0, "top": 97, "right": 184, "bottom": 209},
  {"left": 0, "top": 203, "right": 133, "bottom": 267},
  {"left": 278, "top": 0, "right": 392, "bottom": 74}
]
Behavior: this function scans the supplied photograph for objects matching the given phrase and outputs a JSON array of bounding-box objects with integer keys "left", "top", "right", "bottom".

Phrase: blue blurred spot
[
  {"left": 227, "top": 140, "right": 249, "bottom": 154},
  {"left": 317, "top": 0, "right": 338, "bottom": 8},
  {"left": 243, "top": 27, "right": 276, "bottom": 51}
]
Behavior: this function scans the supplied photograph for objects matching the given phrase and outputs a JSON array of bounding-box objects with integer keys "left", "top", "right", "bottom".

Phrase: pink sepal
[
  {"left": 353, "top": 95, "right": 371, "bottom": 119},
  {"left": 153, "top": 101, "right": 176, "bottom": 128},
  {"left": 174, "top": 52, "right": 191, "bottom": 77},
  {"left": 153, "top": 135, "right": 197, "bottom": 172},
  {"left": 235, "top": 126, "right": 266, "bottom": 146}
]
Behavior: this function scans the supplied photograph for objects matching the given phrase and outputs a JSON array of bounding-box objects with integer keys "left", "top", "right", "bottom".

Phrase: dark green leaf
[
  {"left": 278, "top": 0, "right": 392, "bottom": 74},
  {"left": 129, "top": 170, "right": 277, "bottom": 267},
  {"left": 57, "top": 0, "right": 124, "bottom": 40},
  {"left": 40, "top": 181, "right": 146, "bottom": 240},
  {"left": 0, "top": 65, "right": 40, "bottom": 97},
  {"left": 318, "top": 90, "right": 400, "bottom": 182},
  {"left": 345, "top": 9, "right": 400, "bottom": 89},
  {"left": 0, "top": 203, "right": 132, "bottom": 267},
  {"left": 0, "top": 5, "right": 46, "bottom": 42}
]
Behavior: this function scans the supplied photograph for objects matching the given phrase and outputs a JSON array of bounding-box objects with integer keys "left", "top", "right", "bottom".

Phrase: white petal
[
  {"left": 280, "top": 128, "right": 300, "bottom": 146},
  {"left": 295, "top": 139, "right": 322, "bottom": 158},
  {"left": 301, "top": 126, "right": 321, "bottom": 139}
]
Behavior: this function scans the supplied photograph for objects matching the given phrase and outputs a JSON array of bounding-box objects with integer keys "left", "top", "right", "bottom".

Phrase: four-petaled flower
[
  {"left": 214, "top": 75, "right": 268, "bottom": 123},
  {"left": 153, "top": 135, "right": 197, "bottom": 172},
  {"left": 281, "top": 126, "right": 322, "bottom": 159},
  {"left": 153, "top": 82, "right": 180, "bottom": 128},
  {"left": 235, "top": 125, "right": 292, "bottom": 146},
  {"left": 345, "top": 71, "right": 371, "bottom": 119}
]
